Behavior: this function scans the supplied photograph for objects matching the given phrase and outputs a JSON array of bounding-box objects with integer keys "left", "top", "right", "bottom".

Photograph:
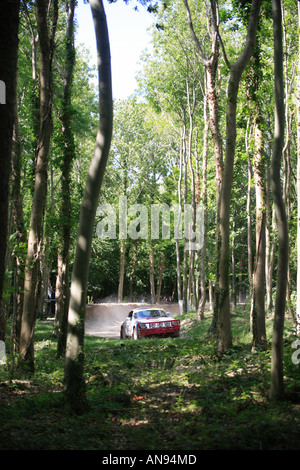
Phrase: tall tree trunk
[
  {"left": 64, "top": 0, "right": 113, "bottom": 414},
  {"left": 270, "top": 0, "right": 289, "bottom": 401},
  {"left": 0, "top": 0, "right": 20, "bottom": 341},
  {"left": 149, "top": 241, "right": 156, "bottom": 304},
  {"left": 246, "top": 39, "right": 267, "bottom": 342},
  {"left": 216, "top": 0, "right": 262, "bottom": 354},
  {"left": 206, "top": 63, "right": 223, "bottom": 221},
  {"left": 128, "top": 240, "right": 137, "bottom": 302},
  {"left": 175, "top": 127, "right": 184, "bottom": 309},
  {"left": 23, "top": 0, "right": 39, "bottom": 196},
  {"left": 251, "top": 115, "right": 267, "bottom": 347},
  {"left": 265, "top": 164, "right": 274, "bottom": 312},
  {"left": 246, "top": 119, "right": 253, "bottom": 294},
  {"left": 118, "top": 239, "right": 125, "bottom": 303},
  {"left": 56, "top": 0, "right": 76, "bottom": 357},
  {"left": 297, "top": 0, "right": 300, "bottom": 336},
  {"left": 186, "top": 69, "right": 196, "bottom": 310},
  {"left": 19, "top": 0, "right": 58, "bottom": 371},
  {"left": 11, "top": 103, "right": 26, "bottom": 351},
  {"left": 183, "top": 0, "right": 223, "bottom": 318},
  {"left": 231, "top": 215, "right": 237, "bottom": 307},
  {"left": 156, "top": 252, "right": 164, "bottom": 304},
  {"left": 183, "top": 0, "right": 223, "bottom": 213},
  {"left": 183, "top": 141, "right": 188, "bottom": 312},
  {"left": 198, "top": 77, "right": 208, "bottom": 320},
  {"left": 281, "top": 1, "right": 293, "bottom": 321}
]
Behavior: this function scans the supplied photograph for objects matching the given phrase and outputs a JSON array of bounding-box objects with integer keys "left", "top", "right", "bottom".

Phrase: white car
[{"left": 120, "top": 307, "right": 180, "bottom": 340}]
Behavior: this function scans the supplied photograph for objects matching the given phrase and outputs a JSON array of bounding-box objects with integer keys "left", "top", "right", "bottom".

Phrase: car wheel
[
  {"left": 170, "top": 332, "right": 179, "bottom": 338},
  {"left": 120, "top": 327, "right": 126, "bottom": 340},
  {"left": 132, "top": 328, "right": 140, "bottom": 340}
]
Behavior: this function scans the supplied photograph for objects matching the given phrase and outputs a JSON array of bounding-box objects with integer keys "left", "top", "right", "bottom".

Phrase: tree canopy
[{"left": 0, "top": 0, "right": 299, "bottom": 415}]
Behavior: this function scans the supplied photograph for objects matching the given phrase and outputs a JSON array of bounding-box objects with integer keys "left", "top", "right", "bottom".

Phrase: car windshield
[{"left": 136, "top": 309, "right": 167, "bottom": 319}]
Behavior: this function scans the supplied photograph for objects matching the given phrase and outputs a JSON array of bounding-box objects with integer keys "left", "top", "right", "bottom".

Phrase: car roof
[{"left": 133, "top": 307, "right": 165, "bottom": 312}]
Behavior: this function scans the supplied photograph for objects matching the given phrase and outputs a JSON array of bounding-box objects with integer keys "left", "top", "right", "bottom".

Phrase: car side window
[{"left": 128, "top": 311, "right": 133, "bottom": 318}]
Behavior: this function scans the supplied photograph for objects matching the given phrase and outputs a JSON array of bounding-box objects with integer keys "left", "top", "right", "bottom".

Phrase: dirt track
[{"left": 85, "top": 303, "right": 180, "bottom": 339}]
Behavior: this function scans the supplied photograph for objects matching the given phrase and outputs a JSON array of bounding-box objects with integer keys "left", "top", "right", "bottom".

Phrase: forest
[{"left": 0, "top": 0, "right": 300, "bottom": 450}]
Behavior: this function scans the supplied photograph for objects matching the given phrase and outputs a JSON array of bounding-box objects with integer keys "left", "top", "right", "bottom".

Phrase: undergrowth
[{"left": 0, "top": 306, "right": 300, "bottom": 450}]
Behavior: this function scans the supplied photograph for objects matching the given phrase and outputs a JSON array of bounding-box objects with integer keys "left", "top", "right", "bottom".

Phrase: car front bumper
[{"left": 137, "top": 324, "right": 180, "bottom": 337}]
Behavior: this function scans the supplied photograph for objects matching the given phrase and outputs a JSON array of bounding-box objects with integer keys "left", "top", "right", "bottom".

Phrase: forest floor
[{"left": 0, "top": 305, "right": 300, "bottom": 451}]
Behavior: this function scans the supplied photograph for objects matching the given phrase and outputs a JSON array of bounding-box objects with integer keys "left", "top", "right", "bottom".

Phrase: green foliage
[
  {"left": 4, "top": 0, "right": 300, "bottom": 438},
  {"left": 9, "top": 0, "right": 299, "bottom": 316},
  {"left": 0, "top": 308, "right": 299, "bottom": 450}
]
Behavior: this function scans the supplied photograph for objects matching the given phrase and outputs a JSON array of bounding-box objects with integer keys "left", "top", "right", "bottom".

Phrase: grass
[{"left": 0, "top": 305, "right": 300, "bottom": 450}]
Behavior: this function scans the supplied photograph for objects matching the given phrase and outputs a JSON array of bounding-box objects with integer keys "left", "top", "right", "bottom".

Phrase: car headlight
[
  {"left": 172, "top": 320, "right": 180, "bottom": 326},
  {"left": 138, "top": 323, "right": 148, "bottom": 329}
]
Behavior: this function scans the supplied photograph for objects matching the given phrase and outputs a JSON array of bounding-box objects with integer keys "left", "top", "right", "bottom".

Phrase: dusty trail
[{"left": 85, "top": 303, "right": 180, "bottom": 339}]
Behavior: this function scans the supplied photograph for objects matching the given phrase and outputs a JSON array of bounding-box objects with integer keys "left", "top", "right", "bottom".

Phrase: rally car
[{"left": 120, "top": 307, "right": 180, "bottom": 340}]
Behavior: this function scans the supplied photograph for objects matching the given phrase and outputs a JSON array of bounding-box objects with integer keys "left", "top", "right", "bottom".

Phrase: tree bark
[
  {"left": 19, "top": 0, "right": 58, "bottom": 371},
  {"left": 56, "top": 0, "right": 76, "bottom": 357},
  {"left": 247, "top": 157, "right": 253, "bottom": 288},
  {"left": 265, "top": 164, "right": 274, "bottom": 312},
  {"left": 251, "top": 114, "right": 267, "bottom": 347},
  {"left": 0, "top": 0, "right": 20, "bottom": 341},
  {"left": 64, "top": 0, "right": 113, "bottom": 414},
  {"left": 128, "top": 240, "right": 137, "bottom": 302},
  {"left": 183, "top": 139, "right": 188, "bottom": 313},
  {"left": 183, "top": 0, "right": 223, "bottom": 207},
  {"left": 216, "top": 0, "right": 262, "bottom": 354},
  {"left": 270, "top": 0, "right": 289, "bottom": 401},
  {"left": 297, "top": 0, "right": 300, "bottom": 336},
  {"left": 175, "top": 126, "right": 184, "bottom": 307},
  {"left": 183, "top": 0, "right": 223, "bottom": 317},
  {"left": 231, "top": 215, "right": 237, "bottom": 307},
  {"left": 156, "top": 252, "right": 164, "bottom": 304},
  {"left": 281, "top": 1, "right": 293, "bottom": 321},
  {"left": 198, "top": 75, "right": 208, "bottom": 320},
  {"left": 149, "top": 241, "right": 156, "bottom": 304},
  {"left": 118, "top": 239, "right": 125, "bottom": 303},
  {"left": 11, "top": 103, "right": 26, "bottom": 350}
]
